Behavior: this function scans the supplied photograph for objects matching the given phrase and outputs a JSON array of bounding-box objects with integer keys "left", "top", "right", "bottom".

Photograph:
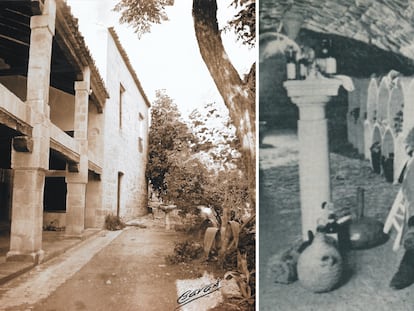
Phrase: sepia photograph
[
  {"left": 0, "top": 0, "right": 256, "bottom": 310},
  {"left": 259, "top": 0, "right": 414, "bottom": 310}
]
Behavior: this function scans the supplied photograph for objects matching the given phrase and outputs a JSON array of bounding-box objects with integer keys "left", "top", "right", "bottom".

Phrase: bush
[
  {"left": 165, "top": 240, "right": 204, "bottom": 264},
  {"left": 104, "top": 214, "right": 125, "bottom": 231}
]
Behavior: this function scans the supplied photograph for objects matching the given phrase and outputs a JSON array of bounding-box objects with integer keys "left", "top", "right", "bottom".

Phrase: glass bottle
[
  {"left": 317, "top": 39, "right": 329, "bottom": 73},
  {"left": 298, "top": 46, "right": 307, "bottom": 80},
  {"left": 325, "top": 39, "right": 337, "bottom": 75},
  {"left": 285, "top": 45, "right": 297, "bottom": 80}
]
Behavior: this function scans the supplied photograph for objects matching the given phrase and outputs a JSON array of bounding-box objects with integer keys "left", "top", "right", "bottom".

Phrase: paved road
[{"left": 0, "top": 226, "right": 219, "bottom": 311}]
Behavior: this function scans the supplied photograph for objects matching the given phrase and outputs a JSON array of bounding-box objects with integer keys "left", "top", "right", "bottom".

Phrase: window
[
  {"left": 138, "top": 112, "right": 145, "bottom": 153},
  {"left": 119, "top": 84, "right": 125, "bottom": 129}
]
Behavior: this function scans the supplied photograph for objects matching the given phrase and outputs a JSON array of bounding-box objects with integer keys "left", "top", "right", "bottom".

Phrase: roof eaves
[
  {"left": 108, "top": 27, "right": 151, "bottom": 108},
  {"left": 55, "top": 0, "right": 109, "bottom": 111}
]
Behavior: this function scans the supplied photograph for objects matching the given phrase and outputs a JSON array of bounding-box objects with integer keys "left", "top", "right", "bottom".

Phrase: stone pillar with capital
[
  {"left": 65, "top": 68, "right": 90, "bottom": 237},
  {"left": 7, "top": 0, "right": 56, "bottom": 263},
  {"left": 284, "top": 78, "right": 342, "bottom": 239}
]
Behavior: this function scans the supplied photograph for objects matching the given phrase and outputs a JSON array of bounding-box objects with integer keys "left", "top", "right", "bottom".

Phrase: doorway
[{"left": 117, "top": 172, "right": 124, "bottom": 217}]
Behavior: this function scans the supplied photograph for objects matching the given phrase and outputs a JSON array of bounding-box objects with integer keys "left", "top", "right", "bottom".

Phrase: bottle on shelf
[
  {"left": 285, "top": 45, "right": 297, "bottom": 80},
  {"left": 317, "top": 39, "right": 329, "bottom": 73},
  {"left": 298, "top": 46, "right": 308, "bottom": 80},
  {"left": 325, "top": 39, "right": 337, "bottom": 75},
  {"left": 306, "top": 47, "right": 317, "bottom": 78}
]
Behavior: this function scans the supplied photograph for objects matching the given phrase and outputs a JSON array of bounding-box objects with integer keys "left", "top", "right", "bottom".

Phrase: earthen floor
[{"left": 259, "top": 129, "right": 413, "bottom": 311}]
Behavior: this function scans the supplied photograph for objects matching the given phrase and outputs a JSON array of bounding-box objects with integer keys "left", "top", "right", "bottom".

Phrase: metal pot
[{"left": 348, "top": 187, "right": 389, "bottom": 249}]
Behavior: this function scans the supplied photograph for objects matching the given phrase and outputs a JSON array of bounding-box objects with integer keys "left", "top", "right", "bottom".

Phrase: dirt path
[
  {"left": 0, "top": 221, "right": 224, "bottom": 311},
  {"left": 33, "top": 227, "right": 186, "bottom": 311},
  {"left": 0, "top": 230, "right": 123, "bottom": 310}
]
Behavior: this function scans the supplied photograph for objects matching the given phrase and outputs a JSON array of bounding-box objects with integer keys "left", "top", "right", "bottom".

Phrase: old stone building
[{"left": 0, "top": 0, "right": 149, "bottom": 263}]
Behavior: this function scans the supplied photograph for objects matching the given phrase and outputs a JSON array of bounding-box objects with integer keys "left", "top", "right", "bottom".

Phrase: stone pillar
[
  {"left": 284, "top": 78, "right": 341, "bottom": 240},
  {"left": 65, "top": 68, "right": 90, "bottom": 237},
  {"left": 7, "top": 0, "right": 56, "bottom": 263}
]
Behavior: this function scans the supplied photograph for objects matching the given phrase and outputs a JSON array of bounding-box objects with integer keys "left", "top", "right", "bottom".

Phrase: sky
[{"left": 66, "top": 0, "right": 256, "bottom": 116}]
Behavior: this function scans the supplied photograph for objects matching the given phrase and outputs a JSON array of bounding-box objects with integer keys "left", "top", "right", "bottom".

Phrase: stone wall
[
  {"left": 96, "top": 30, "right": 149, "bottom": 226},
  {"left": 0, "top": 75, "right": 76, "bottom": 133},
  {"left": 0, "top": 76, "right": 27, "bottom": 102}
]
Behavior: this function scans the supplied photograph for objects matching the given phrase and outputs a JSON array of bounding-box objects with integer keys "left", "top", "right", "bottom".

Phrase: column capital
[
  {"left": 30, "top": 0, "right": 56, "bottom": 32},
  {"left": 284, "top": 77, "right": 342, "bottom": 121},
  {"left": 289, "top": 95, "right": 332, "bottom": 107},
  {"left": 74, "top": 81, "right": 90, "bottom": 92},
  {"left": 284, "top": 77, "right": 342, "bottom": 98},
  {"left": 30, "top": 15, "right": 55, "bottom": 35}
]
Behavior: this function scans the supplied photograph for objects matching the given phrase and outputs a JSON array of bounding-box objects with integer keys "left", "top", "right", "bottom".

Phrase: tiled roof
[
  {"left": 108, "top": 27, "right": 151, "bottom": 108},
  {"left": 55, "top": 0, "right": 109, "bottom": 111}
]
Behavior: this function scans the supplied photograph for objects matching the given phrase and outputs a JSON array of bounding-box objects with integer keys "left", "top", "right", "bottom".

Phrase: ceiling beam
[{"left": 0, "top": 33, "right": 29, "bottom": 47}]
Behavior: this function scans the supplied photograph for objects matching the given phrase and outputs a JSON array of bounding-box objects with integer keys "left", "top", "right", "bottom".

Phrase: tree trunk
[{"left": 192, "top": 0, "right": 256, "bottom": 210}]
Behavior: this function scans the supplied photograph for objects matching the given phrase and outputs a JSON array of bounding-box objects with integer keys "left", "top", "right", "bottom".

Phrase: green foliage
[
  {"left": 165, "top": 240, "right": 204, "bottom": 264},
  {"left": 223, "top": 215, "right": 255, "bottom": 272},
  {"left": 226, "top": 0, "right": 256, "bottom": 47},
  {"left": 224, "top": 252, "right": 254, "bottom": 299},
  {"left": 147, "top": 93, "right": 249, "bottom": 217},
  {"left": 203, "top": 169, "right": 249, "bottom": 218},
  {"left": 146, "top": 90, "right": 199, "bottom": 196},
  {"left": 199, "top": 171, "right": 251, "bottom": 266},
  {"left": 203, "top": 227, "right": 220, "bottom": 257},
  {"left": 104, "top": 214, "right": 125, "bottom": 231},
  {"left": 114, "top": 0, "right": 255, "bottom": 47},
  {"left": 188, "top": 102, "right": 242, "bottom": 171},
  {"left": 163, "top": 158, "right": 209, "bottom": 214},
  {"left": 114, "top": 0, "right": 174, "bottom": 38}
]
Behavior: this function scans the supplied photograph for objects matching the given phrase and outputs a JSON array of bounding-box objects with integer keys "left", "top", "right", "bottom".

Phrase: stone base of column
[
  {"left": 6, "top": 249, "right": 44, "bottom": 264},
  {"left": 8, "top": 168, "right": 45, "bottom": 264}
]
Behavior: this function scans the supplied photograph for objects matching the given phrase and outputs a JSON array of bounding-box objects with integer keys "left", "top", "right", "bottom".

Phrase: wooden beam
[
  {"left": 67, "top": 162, "right": 79, "bottom": 173},
  {"left": 0, "top": 33, "right": 29, "bottom": 47},
  {"left": 49, "top": 138, "right": 80, "bottom": 165},
  {"left": 45, "top": 169, "right": 66, "bottom": 177},
  {"left": 88, "top": 159, "right": 102, "bottom": 175},
  {"left": 12, "top": 135, "right": 33, "bottom": 152},
  {"left": 0, "top": 107, "right": 32, "bottom": 137},
  {"left": 0, "top": 66, "right": 27, "bottom": 76}
]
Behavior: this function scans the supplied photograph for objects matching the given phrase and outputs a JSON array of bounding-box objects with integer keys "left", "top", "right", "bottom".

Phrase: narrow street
[{"left": 0, "top": 222, "right": 221, "bottom": 311}]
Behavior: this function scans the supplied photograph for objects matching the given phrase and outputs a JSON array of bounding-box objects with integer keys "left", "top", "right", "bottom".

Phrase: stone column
[
  {"left": 65, "top": 68, "right": 90, "bottom": 237},
  {"left": 284, "top": 78, "right": 341, "bottom": 240},
  {"left": 7, "top": 0, "right": 56, "bottom": 263}
]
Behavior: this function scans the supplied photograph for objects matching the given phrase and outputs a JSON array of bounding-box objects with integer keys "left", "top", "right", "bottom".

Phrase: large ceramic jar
[{"left": 297, "top": 232, "right": 343, "bottom": 293}]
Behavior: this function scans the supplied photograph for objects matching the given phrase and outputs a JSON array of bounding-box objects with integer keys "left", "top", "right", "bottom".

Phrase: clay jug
[{"left": 297, "top": 230, "right": 343, "bottom": 293}]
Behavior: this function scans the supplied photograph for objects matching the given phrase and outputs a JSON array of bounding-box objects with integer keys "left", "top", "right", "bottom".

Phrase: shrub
[
  {"left": 165, "top": 240, "right": 204, "bottom": 264},
  {"left": 104, "top": 214, "right": 125, "bottom": 231}
]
